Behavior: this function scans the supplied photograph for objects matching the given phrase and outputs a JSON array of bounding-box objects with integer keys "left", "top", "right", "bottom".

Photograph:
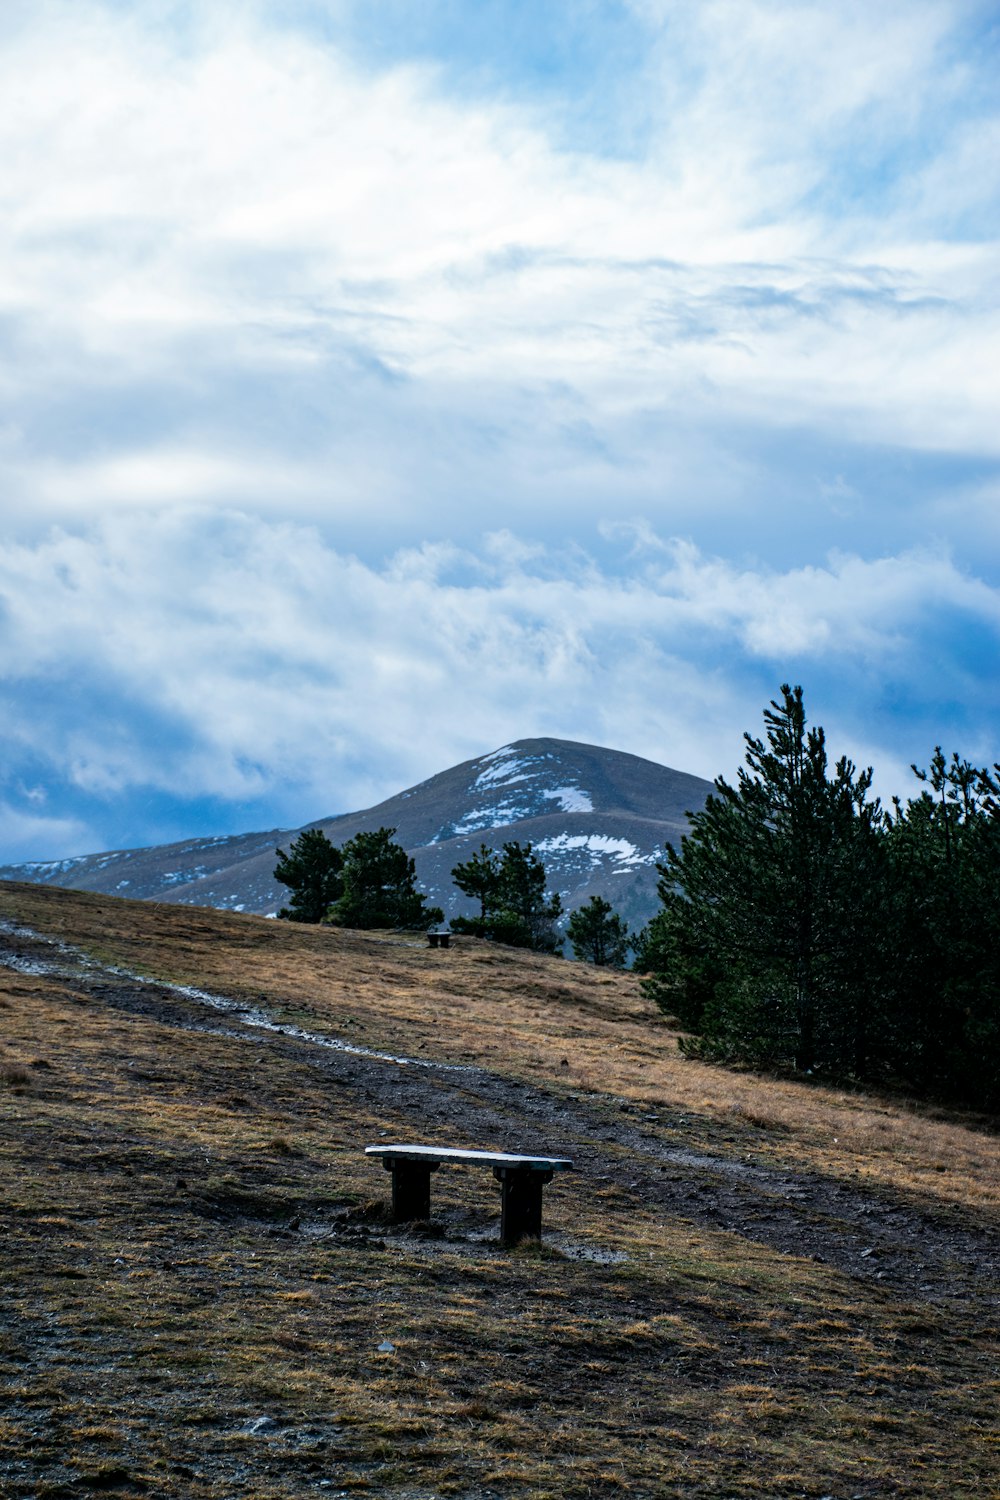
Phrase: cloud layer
[
  {"left": 1, "top": 512, "right": 997, "bottom": 859},
  {"left": 1, "top": 0, "right": 998, "bottom": 857},
  {"left": 2, "top": 1, "right": 998, "bottom": 551}
]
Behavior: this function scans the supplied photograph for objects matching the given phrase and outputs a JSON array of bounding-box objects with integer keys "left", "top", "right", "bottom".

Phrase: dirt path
[{"left": 3, "top": 921, "right": 998, "bottom": 1317}]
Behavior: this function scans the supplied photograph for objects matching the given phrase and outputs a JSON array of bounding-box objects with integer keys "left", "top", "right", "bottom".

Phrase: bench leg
[
  {"left": 384, "top": 1159, "right": 437, "bottom": 1221},
  {"left": 494, "top": 1168, "right": 553, "bottom": 1247}
]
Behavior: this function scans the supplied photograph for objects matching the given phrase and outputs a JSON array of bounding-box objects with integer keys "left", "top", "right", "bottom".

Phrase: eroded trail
[{"left": 3, "top": 920, "right": 997, "bottom": 1316}]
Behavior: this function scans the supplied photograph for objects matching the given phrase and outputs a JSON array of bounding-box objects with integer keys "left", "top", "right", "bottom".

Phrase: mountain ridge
[{"left": 0, "top": 737, "right": 714, "bottom": 931}]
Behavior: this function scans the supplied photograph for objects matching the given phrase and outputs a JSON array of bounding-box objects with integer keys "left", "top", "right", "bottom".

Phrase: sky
[{"left": 1, "top": 0, "right": 999, "bottom": 860}]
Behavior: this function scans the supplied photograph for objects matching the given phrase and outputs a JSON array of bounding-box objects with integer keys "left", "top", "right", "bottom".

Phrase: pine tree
[
  {"left": 327, "top": 827, "right": 442, "bottom": 930},
  {"left": 567, "top": 895, "right": 631, "bottom": 968},
  {"left": 274, "top": 829, "right": 344, "bottom": 923},
  {"left": 493, "top": 840, "right": 563, "bottom": 952},
  {"left": 653, "top": 685, "right": 885, "bottom": 1072},
  {"left": 451, "top": 844, "right": 502, "bottom": 924},
  {"left": 451, "top": 840, "right": 562, "bottom": 951},
  {"left": 885, "top": 751, "right": 1000, "bottom": 1105},
  {"left": 633, "top": 903, "right": 724, "bottom": 1032}
]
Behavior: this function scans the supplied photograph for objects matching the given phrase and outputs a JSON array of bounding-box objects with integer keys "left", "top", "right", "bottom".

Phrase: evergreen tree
[
  {"left": 327, "top": 827, "right": 442, "bottom": 930},
  {"left": 495, "top": 840, "right": 563, "bottom": 951},
  {"left": 885, "top": 750, "right": 1000, "bottom": 1105},
  {"left": 640, "top": 687, "right": 1000, "bottom": 1106},
  {"left": 274, "top": 828, "right": 344, "bottom": 923},
  {"left": 632, "top": 904, "right": 723, "bottom": 1031},
  {"left": 451, "top": 840, "right": 562, "bottom": 951},
  {"left": 451, "top": 844, "right": 502, "bottom": 922},
  {"left": 567, "top": 895, "right": 631, "bottom": 967},
  {"left": 651, "top": 685, "right": 886, "bottom": 1072}
]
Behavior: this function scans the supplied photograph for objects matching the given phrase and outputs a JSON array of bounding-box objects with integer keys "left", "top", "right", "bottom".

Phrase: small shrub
[{"left": 0, "top": 1062, "right": 32, "bottom": 1089}]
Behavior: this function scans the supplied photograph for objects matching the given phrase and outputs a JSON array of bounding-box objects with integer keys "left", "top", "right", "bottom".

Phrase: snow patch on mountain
[
  {"left": 13, "top": 856, "right": 92, "bottom": 876},
  {"left": 541, "top": 786, "right": 593, "bottom": 813},
  {"left": 431, "top": 804, "right": 533, "bottom": 842},
  {"left": 470, "top": 747, "right": 594, "bottom": 816},
  {"left": 472, "top": 748, "right": 535, "bottom": 789},
  {"left": 449, "top": 803, "right": 534, "bottom": 837},
  {"left": 158, "top": 867, "right": 209, "bottom": 887},
  {"left": 533, "top": 834, "right": 658, "bottom": 870}
]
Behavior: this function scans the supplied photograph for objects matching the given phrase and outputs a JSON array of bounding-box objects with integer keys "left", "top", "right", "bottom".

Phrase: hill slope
[
  {"left": 1, "top": 881, "right": 998, "bottom": 1499},
  {"left": 0, "top": 738, "right": 713, "bottom": 928}
]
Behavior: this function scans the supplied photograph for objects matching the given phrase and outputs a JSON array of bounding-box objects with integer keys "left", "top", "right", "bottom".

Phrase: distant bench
[{"left": 365, "top": 1144, "right": 574, "bottom": 1246}]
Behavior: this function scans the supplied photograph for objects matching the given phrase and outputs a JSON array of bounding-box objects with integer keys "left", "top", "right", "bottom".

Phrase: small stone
[
  {"left": 241, "top": 1415, "right": 278, "bottom": 1435},
  {"left": 377, "top": 1340, "right": 395, "bottom": 1353}
]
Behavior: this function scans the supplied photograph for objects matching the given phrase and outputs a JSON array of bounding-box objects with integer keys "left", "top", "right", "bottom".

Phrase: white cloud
[
  {"left": 0, "top": 803, "right": 94, "bottom": 866},
  {"left": 0, "top": 1, "right": 998, "bottom": 854},
  {"left": 0, "top": 0, "right": 996, "bottom": 555},
  {"left": 0, "top": 512, "right": 997, "bottom": 852}
]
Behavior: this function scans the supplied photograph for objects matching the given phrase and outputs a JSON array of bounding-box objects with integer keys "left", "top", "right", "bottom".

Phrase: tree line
[
  {"left": 638, "top": 685, "right": 1000, "bottom": 1110},
  {"left": 274, "top": 826, "right": 442, "bottom": 930},
  {"left": 274, "top": 826, "right": 632, "bottom": 964},
  {"left": 273, "top": 689, "right": 999, "bottom": 1107}
]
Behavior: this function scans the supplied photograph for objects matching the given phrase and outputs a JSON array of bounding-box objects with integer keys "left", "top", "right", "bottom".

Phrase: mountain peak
[{"left": 0, "top": 737, "right": 713, "bottom": 931}]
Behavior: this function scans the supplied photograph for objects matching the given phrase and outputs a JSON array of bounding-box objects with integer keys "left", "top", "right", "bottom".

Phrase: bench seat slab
[{"left": 365, "top": 1144, "right": 572, "bottom": 1171}]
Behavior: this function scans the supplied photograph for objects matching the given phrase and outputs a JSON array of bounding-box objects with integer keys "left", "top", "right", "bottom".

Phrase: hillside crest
[{"left": 0, "top": 736, "right": 713, "bottom": 929}]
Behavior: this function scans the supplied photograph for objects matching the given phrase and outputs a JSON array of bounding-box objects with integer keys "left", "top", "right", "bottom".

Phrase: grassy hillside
[{"left": 1, "top": 883, "right": 998, "bottom": 1499}]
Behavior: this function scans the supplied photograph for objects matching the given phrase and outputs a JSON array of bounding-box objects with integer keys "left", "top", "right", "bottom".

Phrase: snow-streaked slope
[{"left": 0, "top": 738, "right": 713, "bottom": 930}]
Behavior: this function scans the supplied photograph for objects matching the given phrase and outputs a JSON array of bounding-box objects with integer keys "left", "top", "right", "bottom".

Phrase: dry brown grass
[
  {"left": 3, "top": 880, "right": 994, "bottom": 1212},
  {"left": 0, "top": 1058, "right": 33, "bottom": 1088},
  {"left": 1, "top": 881, "right": 998, "bottom": 1499}
]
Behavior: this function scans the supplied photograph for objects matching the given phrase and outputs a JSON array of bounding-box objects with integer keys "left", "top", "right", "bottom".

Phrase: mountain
[{"left": 0, "top": 738, "right": 714, "bottom": 931}]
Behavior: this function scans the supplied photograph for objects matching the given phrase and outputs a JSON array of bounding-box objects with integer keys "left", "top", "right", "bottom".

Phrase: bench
[
  {"left": 427, "top": 929, "right": 450, "bottom": 949},
  {"left": 365, "top": 1144, "right": 574, "bottom": 1246}
]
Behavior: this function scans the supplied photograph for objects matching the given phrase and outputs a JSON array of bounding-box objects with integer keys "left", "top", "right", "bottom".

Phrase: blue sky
[{"left": 1, "top": 0, "right": 999, "bottom": 859}]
